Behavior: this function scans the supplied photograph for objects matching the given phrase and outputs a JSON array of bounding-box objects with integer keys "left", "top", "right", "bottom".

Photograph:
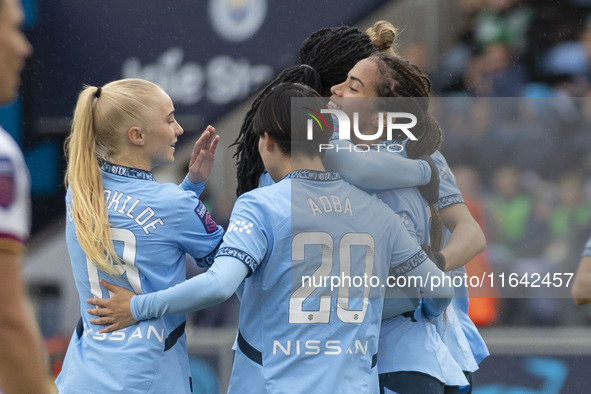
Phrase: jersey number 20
[{"left": 289, "top": 231, "right": 375, "bottom": 324}]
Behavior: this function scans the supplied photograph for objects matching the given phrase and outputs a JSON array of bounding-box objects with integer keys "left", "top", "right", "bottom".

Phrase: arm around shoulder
[
  {"left": 323, "top": 139, "right": 431, "bottom": 190},
  {"left": 132, "top": 255, "right": 249, "bottom": 320}
]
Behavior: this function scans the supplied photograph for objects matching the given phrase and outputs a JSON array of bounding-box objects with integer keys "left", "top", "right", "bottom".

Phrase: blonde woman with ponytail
[{"left": 57, "top": 78, "right": 224, "bottom": 394}]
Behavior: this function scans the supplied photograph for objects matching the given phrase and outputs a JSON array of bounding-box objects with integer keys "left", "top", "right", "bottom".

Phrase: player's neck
[
  {"left": 108, "top": 152, "right": 151, "bottom": 172},
  {"left": 270, "top": 154, "right": 325, "bottom": 181},
  {"left": 290, "top": 154, "right": 325, "bottom": 173}
]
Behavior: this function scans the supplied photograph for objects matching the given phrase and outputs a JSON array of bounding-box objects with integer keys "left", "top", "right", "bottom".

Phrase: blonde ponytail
[
  {"left": 65, "top": 86, "right": 119, "bottom": 275},
  {"left": 65, "top": 79, "right": 161, "bottom": 275}
]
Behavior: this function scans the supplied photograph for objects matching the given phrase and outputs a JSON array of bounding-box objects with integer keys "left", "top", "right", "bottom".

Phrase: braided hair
[
  {"left": 297, "top": 26, "right": 374, "bottom": 96},
  {"left": 233, "top": 26, "right": 375, "bottom": 196},
  {"left": 371, "top": 53, "right": 445, "bottom": 250}
]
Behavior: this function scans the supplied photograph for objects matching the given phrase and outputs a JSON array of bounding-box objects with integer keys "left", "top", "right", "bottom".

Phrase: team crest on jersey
[
  {"left": 194, "top": 201, "right": 218, "bottom": 233},
  {"left": 0, "top": 157, "right": 15, "bottom": 208}
]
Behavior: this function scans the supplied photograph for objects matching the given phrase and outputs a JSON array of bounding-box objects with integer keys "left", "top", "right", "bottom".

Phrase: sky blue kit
[{"left": 57, "top": 162, "right": 223, "bottom": 394}]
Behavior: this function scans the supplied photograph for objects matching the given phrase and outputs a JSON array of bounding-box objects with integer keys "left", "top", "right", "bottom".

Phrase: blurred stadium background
[{"left": 5, "top": 0, "right": 591, "bottom": 392}]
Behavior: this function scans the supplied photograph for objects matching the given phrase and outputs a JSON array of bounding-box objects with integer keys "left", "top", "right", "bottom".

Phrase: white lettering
[
  {"left": 108, "top": 331, "right": 126, "bottom": 341},
  {"left": 134, "top": 207, "right": 155, "bottom": 226},
  {"left": 387, "top": 112, "right": 418, "bottom": 140},
  {"left": 107, "top": 191, "right": 124, "bottom": 211},
  {"left": 118, "top": 195, "right": 134, "bottom": 214},
  {"left": 312, "top": 109, "right": 417, "bottom": 141},
  {"left": 325, "top": 340, "right": 342, "bottom": 355},
  {"left": 129, "top": 327, "right": 143, "bottom": 340},
  {"left": 122, "top": 48, "right": 273, "bottom": 106},
  {"left": 147, "top": 326, "right": 165, "bottom": 342},
  {"left": 126, "top": 200, "right": 140, "bottom": 219},
  {"left": 273, "top": 340, "right": 291, "bottom": 355},
  {"left": 143, "top": 218, "right": 165, "bottom": 235},
  {"left": 305, "top": 340, "right": 321, "bottom": 355},
  {"left": 307, "top": 196, "right": 353, "bottom": 216}
]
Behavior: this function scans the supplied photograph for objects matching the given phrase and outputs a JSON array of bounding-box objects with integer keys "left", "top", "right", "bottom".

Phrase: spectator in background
[
  {"left": 464, "top": 41, "right": 528, "bottom": 96},
  {"left": 547, "top": 171, "right": 591, "bottom": 270},
  {"left": 0, "top": 0, "right": 50, "bottom": 393},
  {"left": 487, "top": 165, "right": 533, "bottom": 262},
  {"left": 472, "top": 0, "right": 534, "bottom": 55},
  {"left": 486, "top": 165, "right": 532, "bottom": 325},
  {"left": 487, "top": 165, "right": 532, "bottom": 323}
]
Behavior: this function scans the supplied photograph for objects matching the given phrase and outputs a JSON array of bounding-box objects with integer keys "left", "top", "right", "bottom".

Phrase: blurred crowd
[{"left": 400, "top": 0, "right": 591, "bottom": 326}]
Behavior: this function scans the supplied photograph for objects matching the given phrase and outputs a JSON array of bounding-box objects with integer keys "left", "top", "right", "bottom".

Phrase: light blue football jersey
[
  {"left": 221, "top": 170, "right": 430, "bottom": 394},
  {"left": 432, "top": 151, "right": 489, "bottom": 368},
  {"left": 56, "top": 162, "right": 224, "bottom": 394},
  {"left": 373, "top": 144, "right": 467, "bottom": 387}
]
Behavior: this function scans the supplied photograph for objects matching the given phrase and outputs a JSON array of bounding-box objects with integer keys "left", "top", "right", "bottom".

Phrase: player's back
[
  {"left": 230, "top": 170, "right": 421, "bottom": 393},
  {"left": 58, "top": 165, "right": 222, "bottom": 393}
]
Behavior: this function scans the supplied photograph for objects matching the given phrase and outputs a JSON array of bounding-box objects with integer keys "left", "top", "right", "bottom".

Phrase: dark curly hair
[{"left": 232, "top": 26, "right": 375, "bottom": 196}]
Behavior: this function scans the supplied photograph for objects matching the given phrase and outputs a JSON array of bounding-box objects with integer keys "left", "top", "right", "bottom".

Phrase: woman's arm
[
  {"left": 439, "top": 203, "right": 486, "bottom": 271},
  {"left": 87, "top": 256, "right": 249, "bottom": 333},
  {"left": 383, "top": 254, "right": 453, "bottom": 320},
  {"left": 187, "top": 125, "right": 220, "bottom": 184},
  {"left": 179, "top": 126, "right": 220, "bottom": 196},
  {"left": 382, "top": 287, "right": 420, "bottom": 319},
  {"left": 323, "top": 139, "right": 432, "bottom": 190}
]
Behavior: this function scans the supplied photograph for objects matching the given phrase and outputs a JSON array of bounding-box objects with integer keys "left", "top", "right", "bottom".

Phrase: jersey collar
[
  {"left": 100, "top": 161, "right": 154, "bottom": 181},
  {"left": 285, "top": 169, "right": 341, "bottom": 181}
]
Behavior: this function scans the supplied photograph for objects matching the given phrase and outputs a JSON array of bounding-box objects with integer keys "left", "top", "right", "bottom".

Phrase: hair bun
[{"left": 366, "top": 20, "right": 397, "bottom": 55}]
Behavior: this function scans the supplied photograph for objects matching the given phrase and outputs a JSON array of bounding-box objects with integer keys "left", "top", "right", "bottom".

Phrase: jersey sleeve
[
  {"left": 168, "top": 187, "right": 224, "bottom": 266},
  {"left": 130, "top": 255, "right": 249, "bottom": 320},
  {"left": 0, "top": 132, "right": 30, "bottom": 254},
  {"left": 387, "top": 217, "right": 453, "bottom": 310},
  {"left": 431, "top": 151, "right": 464, "bottom": 211},
  {"left": 179, "top": 174, "right": 206, "bottom": 197},
  {"left": 378, "top": 188, "right": 427, "bottom": 243},
  {"left": 387, "top": 211, "right": 427, "bottom": 269},
  {"left": 322, "top": 139, "right": 432, "bottom": 190},
  {"left": 215, "top": 193, "right": 269, "bottom": 275}
]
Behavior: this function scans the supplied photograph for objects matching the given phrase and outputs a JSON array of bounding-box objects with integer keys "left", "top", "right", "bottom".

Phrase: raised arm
[
  {"left": 179, "top": 126, "right": 220, "bottom": 197},
  {"left": 187, "top": 125, "right": 220, "bottom": 185}
]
